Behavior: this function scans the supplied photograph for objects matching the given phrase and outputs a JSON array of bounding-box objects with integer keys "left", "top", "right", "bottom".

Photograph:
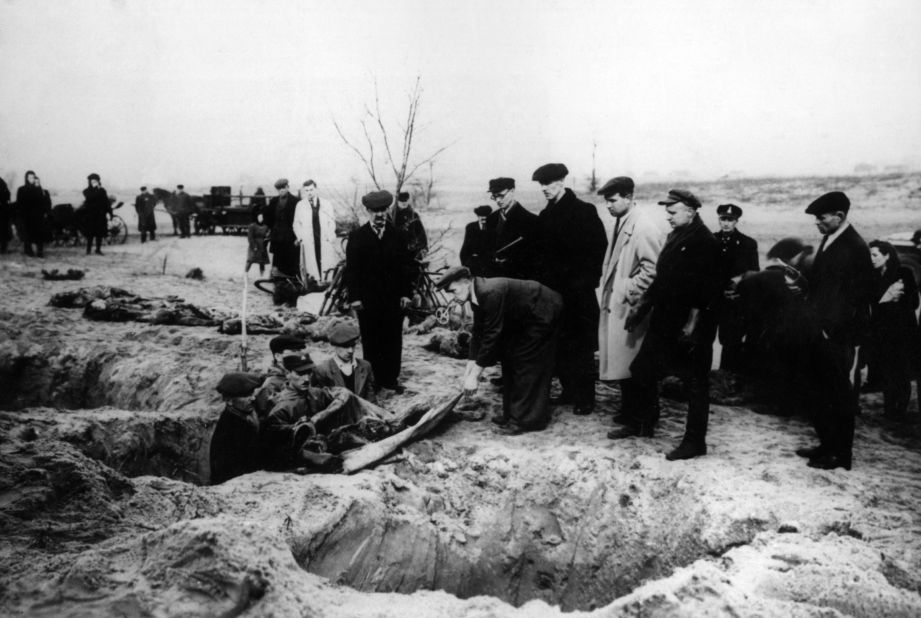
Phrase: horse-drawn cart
[{"left": 194, "top": 186, "right": 265, "bottom": 235}]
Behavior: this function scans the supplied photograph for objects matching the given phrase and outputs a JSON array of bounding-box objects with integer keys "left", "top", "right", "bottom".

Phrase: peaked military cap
[
  {"left": 657, "top": 189, "right": 701, "bottom": 209},
  {"left": 273, "top": 178, "right": 289, "bottom": 190},
  {"left": 216, "top": 372, "right": 266, "bottom": 398},
  {"left": 805, "top": 191, "right": 850, "bottom": 216},
  {"left": 282, "top": 352, "right": 315, "bottom": 374},
  {"left": 269, "top": 334, "right": 307, "bottom": 355},
  {"left": 488, "top": 177, "right": 515, "bottom": 193},
  {"left": 87, "top": 173, "right": 101, "bottom": 182},
  {"left": 328, "top": 321, "right": 361, "bottom": 347},
  {"left": 474, "top": 205, "right": 492, "bottom": 217},
  {"left": 361, "top": 190, "right": 393, "bottom": 211},
  {"left": 597, "top": 176, "right": 634, "bottom": 197},
  {"left": 717, "top": 203, "right": 743, "bottom": 219},
  {"left": 434, "top": 265, "right": 472, "bottom": 290},
  {"left": 531, "top": 163, "right": 569, "bottom": 184}
]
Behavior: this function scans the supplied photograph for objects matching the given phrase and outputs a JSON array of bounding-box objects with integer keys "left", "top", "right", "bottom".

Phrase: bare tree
[{"left": 332, "top": 75, "right": 453, "bottom": 205}]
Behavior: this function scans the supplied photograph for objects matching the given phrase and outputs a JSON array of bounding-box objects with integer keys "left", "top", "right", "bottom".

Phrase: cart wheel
[
  {"left": 434, "top": 306, "right": 451, "bottom": 325},
  {"left": 107, "top": 215, "right": 128, "bottom": 245}
]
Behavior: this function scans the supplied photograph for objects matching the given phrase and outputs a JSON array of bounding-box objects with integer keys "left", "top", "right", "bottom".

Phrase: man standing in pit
[
  {"left": 532, "top": 163, "right": 607, "bottom": 416},
  {"left": 595, "top": 176, "right": 664, "bottom": 430},
  {"left": 612, "top": 189, "right": 720, "bottom": 462},
  {"left": 135, "top": 186, "right": 158, "bottom": 243},
  {"left": 712, "top": 203, "right": 759, "bottom": 372},
  {"left": 343, "top": 190, "right": 417, "bottom": 394}
]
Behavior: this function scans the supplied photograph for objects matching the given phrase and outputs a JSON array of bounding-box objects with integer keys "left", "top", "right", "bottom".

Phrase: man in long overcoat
[
  {"left": 459, "top": 205, "right": 495, "bottom": 276},
  {"left": 612, "top": 189, "right": 721, "bottom": 461},
  {"left": 264, "top": 178, "right": 300, "bottom": 277},
  {"left": 595, "top": 177, "right": 664, "bottom": 425},
  {"left": 294, "top": 179, "right": 340, "bottom": 284},
  {"left": 532, "top": 163, "right": 607, "bottom": 415},
  {"left": 484, "top": 177, "right": 542, "bottom": 280},
  {"left": 438, "top": 266, "right": 563, "bottom": 434},
  {"left": 82, "top": 173, "right": 111, "bottom": 255},
  {"left": 135, "top": 186, "right": 158, "bottom": 242},
  {"left": 796, "top": 191, "right": 874, "bottom": 470},
  {"left": 343, "top": 190, "right": 417, "bottom": 392},
  {"left": 16, "top": 170, "right": 47, "bottom": 257},
  {"left": 713, "top": 203, "right": 759, "bottom": 372}
]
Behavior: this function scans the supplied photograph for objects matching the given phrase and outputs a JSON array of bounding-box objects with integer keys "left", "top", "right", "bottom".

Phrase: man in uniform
[
  {"left": 264, "top": 178, "right": 300, "bottom": 277},
  {"left": 712, "top": 203, "right": 759, "bottom": 372},
  {"left": 795, "top": 191, "right": 874, "bottom": 470},
  {"left": 485, "top": 177, "right": 542, "bottom": 280},
  {"left": 135, "top": 186, "right": 158, "bottom": 243},
  {"left": 532, "top": 163, "right": 607, "bottom": 415},
  {"left": 612, "top": 189, "right": 720, "bottom": 461},
  {"left": 595, "top": 177, "right": 664, "bottom": 428},
  {"left": 293, "top": 179, "right": 339, "bottom": 285},
  {"left": 437, "top": 265, "right": 563, "bottom": 434},
  {"left": 459, "top": 205, "right": 494, "bottom": 276},
  {"left": 343, "top": 190, "right": 417, "bottom": 393}
]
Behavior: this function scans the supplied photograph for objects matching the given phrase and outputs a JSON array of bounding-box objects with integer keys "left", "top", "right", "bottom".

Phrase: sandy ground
[{"left": 2, "top": 174, "right": 921, "bottom": 616}]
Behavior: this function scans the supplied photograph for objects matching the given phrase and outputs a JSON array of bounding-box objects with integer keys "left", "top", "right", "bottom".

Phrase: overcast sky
[{"left": 2, "top": 0, "right": 920, "bottom": 192}]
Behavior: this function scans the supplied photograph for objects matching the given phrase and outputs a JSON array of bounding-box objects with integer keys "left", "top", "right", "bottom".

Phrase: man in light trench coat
[
  {"left": 294, "top": 179, "right": 340, "bottom": 285},
  {"left": 596, "top": 177, "right": 664, "bottom": 432}
]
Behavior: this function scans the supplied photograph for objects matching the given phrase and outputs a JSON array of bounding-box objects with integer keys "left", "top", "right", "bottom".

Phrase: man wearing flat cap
[
  {"left": 311, "top": 321, "right": 376, "bottom": 401},
  {"left": 612, "top": 189, "right": 720, "bottom": 461},
  {"left": 393, "top": 191, "right": 428, "bottom": 260},
  {"left": 134, "top": 186, "right": 157, "bottom": 243},
  {"left": 596, "top": 177, "right": 664, "bottom": 426},
  {"left": 209, "top": 371, "right": 266, "bottom": 484},
  {"left": 168, "top": 184, "right": 195, "bottom": 239},
  {"left": 263, "top": 179, "right": 300, "bottom": 280},
  {"left": 437, "top": 265, "right": 563, "bottom": 434},
  {"left": 532, "top": 163, "right": 607, "bottom": 415},
  {"left": 460, "top": 205, "right": 496, "bottom": 276},
  {"left": 343, "top": 190, "right": 417, "bottom": 393},
  {"left": 795, "top": 191, "right": 873, "bottom": 471},
  {"left": 713, "top": 203, "right": 759, "bottom": 372},
  {"left": 484, "top": 177, "right": 543, "bottom": 280}
]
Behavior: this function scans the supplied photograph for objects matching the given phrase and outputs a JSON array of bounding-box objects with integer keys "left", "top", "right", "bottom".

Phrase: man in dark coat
[
  {"left": 263, "top": 179, "right": 300, "bottom": 276},
  {"left": 135, "top": 186, "right": 158, "bottom": 243},
  {"left": 712, "top": 203, "right": 760, "bottom": 372},
  {"left": 532, "top": 163, "right": 607, "bottom": 415},
  {"left": 16, "top": 170, "right": 48, "bottom": 257},
  {"left": 311, "top": 322, "right": 376, "bottom": 401},
  {"left": 484, "top": 177, "right": 542, "bottom": 280},
  {"left": 82, "top": 173, "right": 111, "bottom": 255},
  {"left": 343, "top": 190, "right": 417, "bottom": 392},
  {"left": 795, "top": 191, "right": 874, "bottom": 471},
  {"left": 438, "top": 265, "right": 563, "bottom": 434},
  {"left": 611, "top": 189, "right": 721, "bottom": 461},
  {"left": 0, "top": 176, "right": 10, "bottom": 253},
  {"left": 168, "top": 184, "right": 195, "bottom": 239},
  {"left": 459, "top": 205, "right": 495, "bottom": 276},
  {"left": 393, "top": 191, "right": 428, "bottom": 260}
]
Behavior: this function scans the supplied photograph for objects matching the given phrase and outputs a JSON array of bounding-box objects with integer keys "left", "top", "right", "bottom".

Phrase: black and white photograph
[{"left": 2, "top": 0, "right": 921, "bottom": 615}]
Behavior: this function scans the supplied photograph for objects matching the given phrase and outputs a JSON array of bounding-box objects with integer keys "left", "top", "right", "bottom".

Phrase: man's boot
[
  {"left": 665, "top": 440, "right": 707, "bottom": 461},
  {"left": 607, "top": 422, "right": 654, "bottom": 440}
]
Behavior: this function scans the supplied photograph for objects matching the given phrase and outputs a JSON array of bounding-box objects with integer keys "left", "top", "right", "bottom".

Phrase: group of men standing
[{"left": 453, "top": 167, "right": 873, "bottom": 468}]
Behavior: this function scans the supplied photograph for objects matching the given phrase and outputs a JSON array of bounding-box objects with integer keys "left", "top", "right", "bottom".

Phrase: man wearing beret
[
  {"left": 532, "top": 163, "right": 607, "bottom": 415},
  {"left": 311, "top": 321, "right": 376, "bottom": 401},
  {"left": 460, "top": 205, "right": 495, "bottom": 276},
  {"left": 134, "top": 186, "right": 158, "bottom": 243},
  {"left": 393, "top": 191, "right": 429, "bottom": 260},
  {"left": 795, "top": 191, "right": 874, "bottom": 470},
  {"left": 596, "top": 177, "right": 664, "bottom": 426},
  {"left": 343, "top": 190, "right": 417, "bottom": 393},
  {"left": 484, "top": 177, "right": 543, "bottom": 280},
  {"left": 263, "top": 179, "right": 300, "bottom": 280},
  {"left": 712, "top": 204, "right": 759, "bottom": 372},
  {"left": 613, "top": 189, "right": 720, "bottom": 461},
  {"left": 437, "top": 265, "right": 563, "bottom": 434},
  {"left": 209, "top": 371, "right": 266, "bottom": 484}
]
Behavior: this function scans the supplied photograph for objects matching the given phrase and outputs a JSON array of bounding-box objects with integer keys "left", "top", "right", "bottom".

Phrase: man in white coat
[
  {"left": 596, "top": 177, "right": 664, "bottom": 434},
  {"left": 294, "top": 179, "right": 340, "bottom": 286}
]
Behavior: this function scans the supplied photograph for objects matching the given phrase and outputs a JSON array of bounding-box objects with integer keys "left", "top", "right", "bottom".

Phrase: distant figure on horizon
[
  {"left": 16, "top": 170, "right": 48, "bottom": 258},
  {"left": 169, "top": 184, "right": 194, "bottom": 239},
  {"left": 294, "top": 179, "right": 339, "bottom": 285},
  {"left": 135, "top": 186, "right": 157, "bottom": 243},
  {"left": 82, "top": 173, "right": 111, "bottom": 256},
  {"left": 245, "top": 208, "right": 270, "bottom": 276}
]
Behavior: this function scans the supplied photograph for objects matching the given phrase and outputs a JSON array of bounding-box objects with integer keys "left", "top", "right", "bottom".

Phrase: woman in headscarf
[{"left": 82, "top": 173, "right": 111, "bottom": 255}]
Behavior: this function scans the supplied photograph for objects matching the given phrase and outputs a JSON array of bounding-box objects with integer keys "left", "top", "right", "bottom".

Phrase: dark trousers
[
  {"left": 357, "top": 304, "right": 404, "bottom": 388},
  {"left": 556, "top": 288, "right": 600, "bottom": 406},
  {"left": 85, "top": 236, "right": 102, "bottom": 254},
  {"left": 630, "top": 327, "right": 715, "bottom": 444},
  {"left": 178, "top": 215, "right": 191, "bottom": 238},
  {"left": 809, "top": 339, "right": 857, "bottom": 459},
  {"left": 141, "top": 230, "right": 156, "bottom": 242},
  {"left": 499, "top": 321, "right": 560, "bottom": 429},
  {"left": 715, "top": 299, "right": 746, "bottom": 372}
]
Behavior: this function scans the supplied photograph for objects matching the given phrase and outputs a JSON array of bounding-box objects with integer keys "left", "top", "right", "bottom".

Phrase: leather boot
[{"left": 665, "top": 441, "right": 707, "bottom": 461}]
